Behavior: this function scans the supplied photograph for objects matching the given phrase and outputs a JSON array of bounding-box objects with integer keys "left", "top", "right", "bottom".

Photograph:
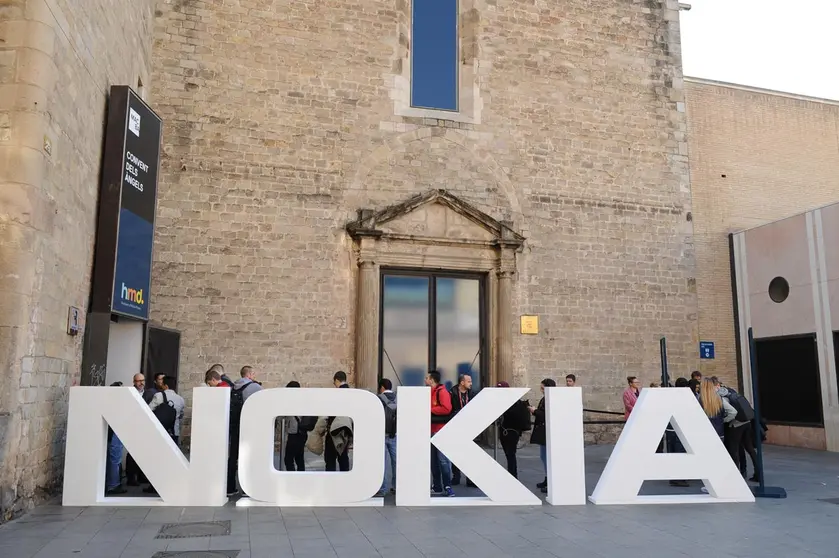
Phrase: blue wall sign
[{"left": 700, "top": 341, "right": 715, "bottom": 360}]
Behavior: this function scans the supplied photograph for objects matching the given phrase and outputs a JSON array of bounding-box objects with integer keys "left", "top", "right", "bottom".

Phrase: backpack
[
  {"left": 508, "top": 400, "right": 532, "bottom": 432},
  {"left": 725, "top": 390, "right": 755, "bottom": 422},
  {"left": 229, "top": 382, "right": 249, "bottom": 430},
  {"left": 430, "top": 385, "right": 451, "bottom": 424},
  {"left": 379, "top": 393, "right": 397, "bottom": 436},
  {"left": 297, "top": 416, "right": 317, "bottom": 433},
  {"left": 153, "top": 391, "right": 177, "bottom": 435}
]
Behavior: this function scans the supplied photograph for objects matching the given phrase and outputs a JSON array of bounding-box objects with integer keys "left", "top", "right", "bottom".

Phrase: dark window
[
  {"left": 411, "top": 0, "right": 458, "bottom": 111},
  {"left": 754, "top": 334, "right": 823, "bottom": 427},
  {"left": 768, "top": 276, "right": 790, "bottom": 303}
]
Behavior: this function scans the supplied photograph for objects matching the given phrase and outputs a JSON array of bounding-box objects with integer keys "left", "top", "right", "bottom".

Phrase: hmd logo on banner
[{"left": 120, "top": 283, "right": 144, "bottom": 307}]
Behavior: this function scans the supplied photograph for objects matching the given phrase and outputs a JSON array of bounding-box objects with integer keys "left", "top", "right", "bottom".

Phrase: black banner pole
[
  {"left": 747, "top": 327, "right": 786, "bottom": 499},
  {"left": 659, "top": 337, "right": 669, "bottom": 454}
]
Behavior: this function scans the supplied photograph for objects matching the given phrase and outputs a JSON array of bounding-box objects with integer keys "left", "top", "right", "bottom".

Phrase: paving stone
[{"left": 1, "top": 445, "right": 839, "bottom": 557}]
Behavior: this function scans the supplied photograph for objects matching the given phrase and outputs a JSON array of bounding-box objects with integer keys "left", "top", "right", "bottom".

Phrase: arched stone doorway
[{"left": 346, "top": 190, "right": 524, "bottom": 391}]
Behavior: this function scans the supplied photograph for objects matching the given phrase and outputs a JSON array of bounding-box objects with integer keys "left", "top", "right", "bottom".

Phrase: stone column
[
  {"left": 356, "top": 259, "right": 380, "bottom": 391},
  {"left": 497, "top": 270, "right": 514, "bottom": 386}
]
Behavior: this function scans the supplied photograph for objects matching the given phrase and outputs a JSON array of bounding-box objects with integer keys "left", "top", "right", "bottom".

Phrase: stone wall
[
  {"left": 150, "top": 0, "right": 697, "bottom": 426},
  {"left": 685, "top": 78, "right": 839, "bottom": 387},
  {"left": 0, "top": 0, "right": 155, "bottom": 520}
]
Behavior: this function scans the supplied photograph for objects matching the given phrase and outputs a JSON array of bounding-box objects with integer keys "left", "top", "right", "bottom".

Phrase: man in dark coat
[{"left": 449, "top": 374, "right": 475, "bottom": 487}]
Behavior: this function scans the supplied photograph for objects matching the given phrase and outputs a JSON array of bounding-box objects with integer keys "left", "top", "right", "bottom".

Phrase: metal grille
[{"left": 155, "top": 521, "right": 231, "bottom": 539}]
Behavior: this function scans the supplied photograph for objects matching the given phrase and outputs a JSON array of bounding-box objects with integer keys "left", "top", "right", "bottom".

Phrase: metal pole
[
  {"left": 659, "top": 337, "right": 669, "bottom": 454},
  {"left": 747, "top": 327, "right": 786, "bottom": 498},
  {"left": 279, "top": 419, "right": 286, "bottom": 471},
  {"left": 493, "top": 422, "right": 499, "bottom": 461}
]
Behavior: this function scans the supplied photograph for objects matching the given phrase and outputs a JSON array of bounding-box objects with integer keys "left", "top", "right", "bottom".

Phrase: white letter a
[{"left": 589, "top": 388, "right": 755, "bottom": 504}]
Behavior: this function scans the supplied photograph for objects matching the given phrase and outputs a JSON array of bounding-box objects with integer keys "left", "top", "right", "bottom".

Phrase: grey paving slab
[{"left": 2, "top": 444, "right": 839, "bottom": 558}]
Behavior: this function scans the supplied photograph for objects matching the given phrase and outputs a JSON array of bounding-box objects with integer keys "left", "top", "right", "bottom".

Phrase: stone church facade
[
  {"left": 0, "top": 0, "right": 698, "bottom": 518},
  {"left": 150, "top": 0, "right": 697, "bottom": 397}
]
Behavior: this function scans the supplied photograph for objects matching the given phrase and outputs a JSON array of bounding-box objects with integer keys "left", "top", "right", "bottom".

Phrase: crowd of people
[
  {"left": 623, "top": 370, "right": 766, "bottom": 488},
  {"left": 204, "top": 367, "right": 571, "bottom": 499},
  {"left": 105, "top": 372, "right": 185, "bottom": 496},
  {"left": 102, "top": 365, "right": 763, "bottom": 499}
]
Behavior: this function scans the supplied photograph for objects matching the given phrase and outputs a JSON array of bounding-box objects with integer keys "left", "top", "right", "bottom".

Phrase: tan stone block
[{"left": 0, "top": 181, "right": 55, "bottom": 232}]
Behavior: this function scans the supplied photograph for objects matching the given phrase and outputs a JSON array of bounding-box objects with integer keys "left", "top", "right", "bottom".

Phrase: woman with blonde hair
[{"left": 699, "top": 378, "right": 736, "bottom": 439}]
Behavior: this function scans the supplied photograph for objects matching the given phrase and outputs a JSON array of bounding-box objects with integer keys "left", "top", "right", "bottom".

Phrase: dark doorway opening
[
  {"left": 143, "top": 325, "right": 181, "bottom": 392},
  {"left": 754, "top": 333, "right": 823, "bottom": 427}
]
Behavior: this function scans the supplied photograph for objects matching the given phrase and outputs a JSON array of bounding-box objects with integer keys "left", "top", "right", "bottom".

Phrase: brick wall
[
  {"left": 150, "top": 0, "right": 697, "bottom": 427},
  {"left": 685, "top": 78, "right": 839, "bottom": 387},
  {"left": 0, "top": 0, "right": 155, "bottom": 520}
]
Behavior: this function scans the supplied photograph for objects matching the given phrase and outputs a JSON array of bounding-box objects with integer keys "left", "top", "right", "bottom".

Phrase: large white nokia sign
[{"left": 62, "top": 386, "right": 754, "bottom": 507}]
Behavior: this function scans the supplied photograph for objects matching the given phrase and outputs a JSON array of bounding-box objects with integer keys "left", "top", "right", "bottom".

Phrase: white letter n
[{"left": 62, "top": 386, "right": 229, "bottom": 507}]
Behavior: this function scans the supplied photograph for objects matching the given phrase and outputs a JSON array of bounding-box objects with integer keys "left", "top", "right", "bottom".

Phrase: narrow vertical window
[{"left": 411, "top": 0, "right": 458, "bottom": 111}]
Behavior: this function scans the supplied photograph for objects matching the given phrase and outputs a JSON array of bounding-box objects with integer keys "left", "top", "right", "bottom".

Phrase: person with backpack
[
  {"left": 147, "top": 375, "right": 185, "bottom": 443},
  {"left": 318, "top": 371, "right": 353, "bottom": 472},
  {"left": 427, "top": 370, "right": 455, "bottom": 497},
  {"left": 495, "top": 381, "right": 532, "bottom": 479},
  {"left": 529, "top": 378, "right": 555, "bottom": 494},
  {"left": 449, "top": 374, "right": 475, "bottom": 487},
  {"left": 144, "top": 376, "right": 185, "bottom": 494},
  {"left": 376, "top": 378, "right": 397, "bottom": 496},
  {"left": 712, "top": 376, "right": 758, "bottom": 481},
  {"left": 227, "top": 365, "right": 263, "bottom": 496},
  {"left": 283, "top": 381, "right": 314, "bottom": 471},
  {"left": 204, "top": 368, "right": 233, "bottom": 388},
  {"left": 210, "top": 363, "right": 236, "bottom": 387}
]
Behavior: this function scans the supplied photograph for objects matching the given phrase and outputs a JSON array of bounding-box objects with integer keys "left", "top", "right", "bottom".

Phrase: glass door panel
[
  {"left": 381, "top": 275, "right": 429, "bottom": 387},
  {"left": 435, "top": 277, "right": 481, "bottom": 392}
]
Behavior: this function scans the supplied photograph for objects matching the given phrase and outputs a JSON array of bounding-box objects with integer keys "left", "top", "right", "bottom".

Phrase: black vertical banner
[
  {"left": 82, "top": 87, "right": 162, "bottom": 385},
  {"left": 88, "top": 86, "right": 161, "bottom": 321}
]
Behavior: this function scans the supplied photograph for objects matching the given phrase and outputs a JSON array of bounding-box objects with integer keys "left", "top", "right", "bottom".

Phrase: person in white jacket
[{"left": 148, "top": 376, "right": 185, "bottom": 442}]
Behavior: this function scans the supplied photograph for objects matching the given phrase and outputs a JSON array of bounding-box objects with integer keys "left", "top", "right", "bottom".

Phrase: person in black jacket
[
  {"left": 529, "top": 378, "right": 556, "bottom": 493},
  {"left": 496, "top": 381, "right": 527, "bottom": 479},
  {"left": 449, "top": 374, "right": 475, "bottom": 487}
]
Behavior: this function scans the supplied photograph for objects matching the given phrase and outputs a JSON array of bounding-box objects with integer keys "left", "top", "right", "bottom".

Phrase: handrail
[{"left": 583, "top": 408, "right": 624, "bottom": 416}]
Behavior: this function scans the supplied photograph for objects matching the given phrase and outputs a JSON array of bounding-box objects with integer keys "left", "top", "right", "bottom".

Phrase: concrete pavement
[{"left": 1, "top": 443, "right": 838, "bottom": 558}]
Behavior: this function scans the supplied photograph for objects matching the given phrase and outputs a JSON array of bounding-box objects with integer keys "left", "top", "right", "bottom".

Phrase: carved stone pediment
[
  {"left": 346, "top": 189, "right": 523, "bottom": 393},
  {"left": 346, "top": 189, "right": 524, "bottom": 249}
]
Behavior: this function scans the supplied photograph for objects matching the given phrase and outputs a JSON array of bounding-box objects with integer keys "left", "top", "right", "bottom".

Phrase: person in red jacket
[
  {"left": 204, "top": 368, "right": 234, "bottom": 388},
  {"left": 427, "top": 370, "right": 455, "bottom": 497}
]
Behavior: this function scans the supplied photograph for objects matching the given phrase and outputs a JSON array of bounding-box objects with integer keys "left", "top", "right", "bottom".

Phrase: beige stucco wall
[
  {"left": 732, "top": 202, "right": 839, "bottom": 451},
  {"left": 686, "top": 77, "right": 839, "bottom": 387},
  {"left": 744, "top": 214, "right": 814, "bottom": 339},
  {"left": 149, "top": 0, "right": 698, "bottom": 432},
  {"left": 0, "top": 0, "right": 155, "bottom": 520}
]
